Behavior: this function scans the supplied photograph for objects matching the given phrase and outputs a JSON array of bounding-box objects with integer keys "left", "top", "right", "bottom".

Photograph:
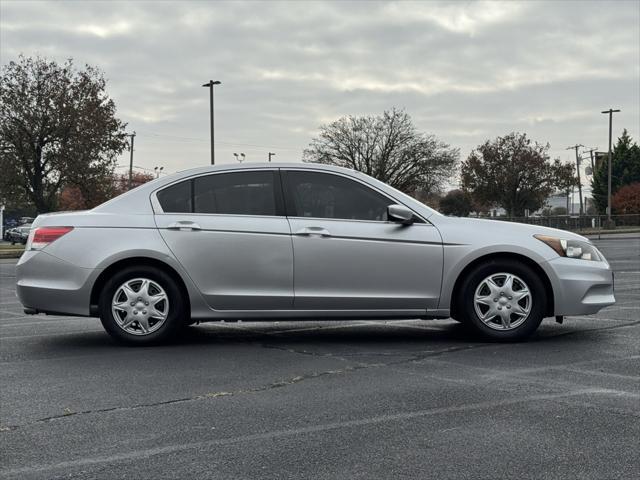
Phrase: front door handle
[
  {"left": 295, "top": 226, "right": 331, "bottom": 237},
  {"left": 167, "top": 221, "right": 201, "bottom": 231}
]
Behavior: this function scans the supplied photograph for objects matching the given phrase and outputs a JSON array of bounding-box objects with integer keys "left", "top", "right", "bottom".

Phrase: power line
[
  {"left": 116, "top": 164, "right": 169, "bottom": 175},
  {"left": 135, "top": 130, "right": 301, "bottom": 151}
]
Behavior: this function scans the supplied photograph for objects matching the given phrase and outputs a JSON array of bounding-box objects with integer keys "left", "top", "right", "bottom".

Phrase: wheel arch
[
  {"left": 449, "top": 252, "right": 554, "bottom": 319},
  {"left": 90, "top": 256, "right": 191, "bottom": 318}
]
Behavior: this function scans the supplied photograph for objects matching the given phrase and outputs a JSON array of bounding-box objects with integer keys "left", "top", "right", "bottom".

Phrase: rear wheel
[
  {"left": 456, "top": 259, "right": 546, "bottom": 341},
  {"left": 99, "top": 266, "right": 186, "bottom": 345}
]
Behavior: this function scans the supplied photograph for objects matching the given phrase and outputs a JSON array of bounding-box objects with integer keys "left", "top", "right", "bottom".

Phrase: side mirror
[{"left": 387, "top": 204, "right": 414, "bottom": 225}]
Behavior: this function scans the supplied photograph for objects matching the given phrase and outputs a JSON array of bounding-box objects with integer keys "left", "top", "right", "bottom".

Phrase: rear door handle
[
  {"left": 295, "top": 226, "right": 331, "bottom": 237},
  {"left": 167, "top": 221, "right": 201, "bottom": 231}
]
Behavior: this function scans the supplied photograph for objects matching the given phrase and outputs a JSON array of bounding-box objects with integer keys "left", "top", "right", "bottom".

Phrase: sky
[{"left": 1, "top": 0, "right": 639, "bottom": 188}]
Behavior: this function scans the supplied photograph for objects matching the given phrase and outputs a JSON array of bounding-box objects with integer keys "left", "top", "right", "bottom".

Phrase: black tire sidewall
[
  {"left": 99, "top": 265, "right": 185, "bottom": 345},
  {"left": 458, "top": 259, "right": 546, "bottom": 341}
]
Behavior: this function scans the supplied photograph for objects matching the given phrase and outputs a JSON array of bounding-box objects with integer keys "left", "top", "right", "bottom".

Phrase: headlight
[{"left": 534, "top": 234, "right": 601, "bottom": 261}]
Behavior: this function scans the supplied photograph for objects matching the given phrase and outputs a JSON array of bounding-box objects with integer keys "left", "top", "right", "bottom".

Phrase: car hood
[{"left": 432, "top": 216, "right": 590, "bottom": 243}]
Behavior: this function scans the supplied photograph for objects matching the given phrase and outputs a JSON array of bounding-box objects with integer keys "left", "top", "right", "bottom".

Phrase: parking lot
[{"left": 1, "top": 236, "right": 638, "bottom": 479}]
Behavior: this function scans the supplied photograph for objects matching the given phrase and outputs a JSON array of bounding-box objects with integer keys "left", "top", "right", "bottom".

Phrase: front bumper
[
  {"left": 16, "top": 250, "right": 99, "bottom": 316},
  {"left": 543, "top": 256, "right": 615, "bottom": 316}
]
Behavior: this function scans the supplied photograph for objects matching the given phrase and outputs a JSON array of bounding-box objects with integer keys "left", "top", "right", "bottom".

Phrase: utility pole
[
  {"left": 268, "top": 152, "right": 275, "bottom": 162},
  {"left": 202, "top": 80, "right": 222, "bottom": 165},
  {"left": 567, "top": 144, "right": 584, "bottom": 215},
  {"left": 601, "top": 108, "right": 620, "bottom": 222},
  {"left": 586, "top": 147, "right": 598, "bottom": 174},
  {"left": 128, "top": 131, "right": 136, "bottom": 190}
]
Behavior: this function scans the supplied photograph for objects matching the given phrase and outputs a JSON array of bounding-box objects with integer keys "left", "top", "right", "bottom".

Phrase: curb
[
  {"left": 0, "top": 251, "right": 23, "bottom": 259},
  {"left": 581, "top": 229, "right": 640, "bottom": 236}
]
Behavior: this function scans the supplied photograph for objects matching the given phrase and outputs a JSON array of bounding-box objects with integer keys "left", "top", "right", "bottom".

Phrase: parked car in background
[
  {"left": 16, "top": 163, "right": 615, "bottom": 345},
  {"left": 3, "top": 227, "right": 16, "bottom": 241},
  {"left": 9, "top": 224, "right": 31, "bottom": 245}
]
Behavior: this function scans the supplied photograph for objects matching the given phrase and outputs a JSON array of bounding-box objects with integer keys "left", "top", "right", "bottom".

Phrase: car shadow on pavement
[{"left": 36, "top": 318, "right": 606, "bottom": 353}]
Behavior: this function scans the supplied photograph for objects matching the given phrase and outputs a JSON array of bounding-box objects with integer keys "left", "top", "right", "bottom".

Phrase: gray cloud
[{"left": 1, "top": 0, "right": 638, "bottom": 184}]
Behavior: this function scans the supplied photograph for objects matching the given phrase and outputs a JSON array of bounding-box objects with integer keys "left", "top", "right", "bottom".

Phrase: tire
[
  {"left": 456, "top": 259, "right": 546, "bottom": 341},
  {"left": 99, "top": 265, "right": 187, "bottom": 345}
]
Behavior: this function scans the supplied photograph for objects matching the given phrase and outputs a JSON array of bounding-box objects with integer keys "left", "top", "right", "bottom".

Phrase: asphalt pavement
[{"left": 1, "top": 237, "right": 639, "bottom": 479}]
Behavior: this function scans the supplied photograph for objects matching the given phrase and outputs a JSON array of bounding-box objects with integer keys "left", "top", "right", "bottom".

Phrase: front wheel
[
  {"left": 456, "top": 259, "right": 546, "bottom": 341},
  {"left": 99, "top": 266, "right": 186, "bottom": 345}
]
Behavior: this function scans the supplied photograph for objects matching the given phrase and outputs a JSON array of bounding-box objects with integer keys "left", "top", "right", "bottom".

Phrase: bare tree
[{"left": 303, "top": 109, "right": 459, "bottom": 195}]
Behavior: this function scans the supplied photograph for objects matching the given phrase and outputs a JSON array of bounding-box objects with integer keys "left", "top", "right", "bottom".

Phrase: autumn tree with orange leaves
[{"left": 58, "top": 171, "right": 154, "bottom": 211}]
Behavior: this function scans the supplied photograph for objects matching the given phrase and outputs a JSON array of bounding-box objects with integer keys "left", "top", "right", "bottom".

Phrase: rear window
[{"left": 157, "top": 180, "right": 192, "bottom": 213}]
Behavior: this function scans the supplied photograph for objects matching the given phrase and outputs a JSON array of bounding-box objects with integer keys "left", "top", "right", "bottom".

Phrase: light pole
[
  {"left": 233, "top": 153, "right": 246, "bottom": 163},
  {"left": 268, "top": 152, "right": 276, "bottom": 162},
  {"left": 127, "top": 131, "right": 136, "bottom": 190},
  {"left": 567, "top": 144, "right": 584, "bottom": 215},
  {"left": 240, "top": 153, "right": 245, "bottom": 163},
  {"left": 601, "top": 109, "right": 620, "bottom": 221},
  {"left": 202, "top": 80, "right": 221, "bottom": 165},
  {"left": 154, "top": 166, "right": 164, "bottom": 178}
]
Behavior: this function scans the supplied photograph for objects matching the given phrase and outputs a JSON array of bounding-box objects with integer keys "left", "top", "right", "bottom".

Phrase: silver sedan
[{"left": 16, "top": 163, "right": 615, "bottom": 344}]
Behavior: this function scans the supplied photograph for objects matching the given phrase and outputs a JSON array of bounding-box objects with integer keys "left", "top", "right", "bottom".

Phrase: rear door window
[
  {"left": 157, "top": 171, "right": 279, "bottom": 216},
  {"left": 194, "top": 171, "right": 277, "bottom": 216}
]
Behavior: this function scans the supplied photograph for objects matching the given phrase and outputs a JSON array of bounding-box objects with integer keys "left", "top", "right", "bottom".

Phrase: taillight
[{"left": 28, "top": 226, "right": 74, "bottom": 250}]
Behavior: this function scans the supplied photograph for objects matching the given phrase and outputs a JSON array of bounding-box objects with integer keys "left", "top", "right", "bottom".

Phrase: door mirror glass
[{"left": 387, "top": 204, "right": 414, "bottom": 225}]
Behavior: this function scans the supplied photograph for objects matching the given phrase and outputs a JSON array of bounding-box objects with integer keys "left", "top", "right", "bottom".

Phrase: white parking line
[
  {"left": 1, "top": 329, "right": 103, "bottom": 340},
  {"left": 1, "top": 318, "right": 90, "bottom": 328}
]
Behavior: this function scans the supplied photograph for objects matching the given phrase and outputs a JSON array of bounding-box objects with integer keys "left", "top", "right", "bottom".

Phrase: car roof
[{"left": 168, "top": 162, "right": 354, "bottom": 177}]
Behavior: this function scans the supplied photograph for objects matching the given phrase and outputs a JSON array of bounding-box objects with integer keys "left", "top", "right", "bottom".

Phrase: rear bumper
[
  {"left": 16, "top": 250, "right": 99, "bottom": 317},
  {"left": 544, "top": 256, "right": 615, "bottom": 316}
]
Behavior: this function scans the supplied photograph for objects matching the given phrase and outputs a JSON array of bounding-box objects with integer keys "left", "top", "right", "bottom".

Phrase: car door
[
  {"left": 154, "top": 169, "right": 293, "bottom": 310},
  {"left": 283, "top": 169, "right": 443, "bottom": 311}
]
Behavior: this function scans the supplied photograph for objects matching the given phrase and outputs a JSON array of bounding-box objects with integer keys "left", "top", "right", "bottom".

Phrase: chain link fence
[{"left": 485, "top": 214, "right": 640, "bottom": 233}]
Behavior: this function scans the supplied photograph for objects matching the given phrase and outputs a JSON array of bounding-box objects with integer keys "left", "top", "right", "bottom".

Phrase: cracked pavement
[{"left": 1, "top": 236, "right": 639, "bottom": 479}]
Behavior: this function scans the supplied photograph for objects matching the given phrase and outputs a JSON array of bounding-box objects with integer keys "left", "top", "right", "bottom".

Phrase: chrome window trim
[
  {"left": 154, "top": 212, "right": 288, "bottom": 220},
  {"left": 284, "top": 216, "right": 434, "bottom": 226}
]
